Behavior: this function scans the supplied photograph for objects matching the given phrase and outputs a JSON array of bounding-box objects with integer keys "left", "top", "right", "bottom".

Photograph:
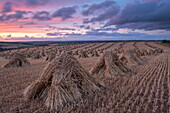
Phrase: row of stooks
[
  {"left": 0, "top": 42, "right": 104, "bottom": 59},
  {"left": 2, "top": 48, "right": 164, "bottom": 68},
  {"left": 0, "top": 42, "right": 87, "bottom": 59},
  {"left": 0, "top": 47, "right": 163, "bottom": 60},
  {"left": 1, "top": 48, "right": 164, "bottom": 112},
  {"left": 1, "top": 49, "right": 100, "bottom": 60}
]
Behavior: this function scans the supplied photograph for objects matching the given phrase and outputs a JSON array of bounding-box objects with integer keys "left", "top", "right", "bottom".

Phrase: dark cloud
[
  {"left": 85, "top": 8, "right": 119, "bottom": 23},
  {"left": 91, "top": 27, "right": 118, "bottom": 32},
  {"left": 46, "top": 29, "right": 146, "bottom": 38},
  {"left": 85, "top": 26, "right": 90, "bottom": 29},
  {"left": 25, "top": 0, "right": 49, "bottom": 6},
  {"left": 46, "top": 27, "right": 76, "bottom": 31},
  {"left": 25, "top": 35, "right": 29, "bottom": 38},
  {"left": 57, "top": 28, "right": 76, "bottom": 30},
  {"left": 0, "top": 10, "right": 28, "bottom": 21},
  {"left": 46, "top": 32, "right": 60, "bottom": 36},
  {"left": 46, "top": 32, "right": 82, "bottom": 36},
  {"left": 82, "top": 4, "right": 89, "bottom": 8},
  {"left": 33, "top": 11, "right": 51, "bottom": 20},
  {"left": 142, "top": 0, "right": 160, "bottom": 3},
  {"left": 78, "top": 25, "right": 85, "bottom": 28},
  {"left": 25, "top": 21, "right": 36, "bottom": 25},
  {"left": 115, "top": 22, "right": 170, "bottom": 31},
  {"left": 86, "top": 31, "right": 146, "bottom": 37},
  {"left": 82, "top": 1, "right": 119, "bottom": 16},
  {"left": 2, "top": 2, "right": 12, "bottom": 13},
  {"left": 0, "top": 15, "right": 5, "bottom": 21},
  {"left": 77, "top": 25, "right": 91, "bottom": 29},
  {"left": 65, "top": 33, "right": 82, "bottom": 36},
  {"left": 7, "top": 34, "right": 12, "bottom": 37},
  {"left": 105, "top": 0, "right": 170, "bottom": 30},
  {"left": 82, "top": 1, "right": 120, "bottom": 23},
  {"left": 46, "top": 25, "right": 56, "bottom": 29},
  {"left": 52, "top": 6, "right": 77, "bottom": 20}
]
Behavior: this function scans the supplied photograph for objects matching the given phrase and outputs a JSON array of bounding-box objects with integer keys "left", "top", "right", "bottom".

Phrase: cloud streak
[
  {"left": 83, "top": 1, "right": 120, "bottom": 23},
  {"left": 25, "top": 0, "right": 49, "bottom": 6},
  {"left": 2, "top": 2, "right": 12, "bottom": 12},
  {"left": 33, "top": 11, "right": 51, "bottom": 20},
  {"left": 52, "top": 6, "right": 77, "bottom": 20}
]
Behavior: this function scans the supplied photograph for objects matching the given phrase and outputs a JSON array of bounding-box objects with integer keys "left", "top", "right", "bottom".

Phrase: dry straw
[
  {"left": 3, "top": 54, "right": 31, "bottom": 68},
  {"left": 91, "top": 50, "right": 100, "bottom": 57},
  {"left": 73, "top": 50, "right": 79, "bottom": 55},
  {"left": 32, "top": 53, "right": 42, "bottom": 59},
  {"left": 126, "top": 50, "right": 143, "bottom": 65},
  {"left": 78, "top": 50, "right": 89, "bottom": 58},
  {"left": 40, "top": 50, "right": 46, "bottom": 57},
  {"left": 46, "top": 52, "right": 56, "bottom": 62},
  {"left": 24, "top": 52, "right": 102, "bottom": 111},
  {"left": 118, "top": 50, "right": 143, "bottom": 66},
  {"left": 90, "top": 50, "right": 131, "bottom": 77}
]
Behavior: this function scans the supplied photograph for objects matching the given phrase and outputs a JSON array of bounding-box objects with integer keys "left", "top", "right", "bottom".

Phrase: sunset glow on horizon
[{"left": 0, "top": 0, "right": 170, "bottom": 41}]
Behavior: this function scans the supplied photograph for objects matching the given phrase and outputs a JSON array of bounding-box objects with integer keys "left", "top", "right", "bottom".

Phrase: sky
[{"left": 0, "top": 0, "right": 170, "bottom": 41}]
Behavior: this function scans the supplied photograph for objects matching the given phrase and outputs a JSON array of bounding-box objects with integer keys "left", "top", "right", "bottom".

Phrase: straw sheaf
[
  {"left": 90, "top": 51, "right": 131, "bottom": 77},
  {"left": 24, "top": 53, "right": 101, "bottom": 111},
  {"left": 3, "top": 55, "right": 31, "bottom": 68}
]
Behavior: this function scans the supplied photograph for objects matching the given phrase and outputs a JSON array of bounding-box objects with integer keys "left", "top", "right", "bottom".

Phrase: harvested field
[
  {"left": 0, "top": 41, "right": 169, "bottom": 113},
  {"left": 123, "top": 42, "right": 135, "bottom": 52},
  {"left": 136, "top": 42, "right": 155, "bottom": 50}
]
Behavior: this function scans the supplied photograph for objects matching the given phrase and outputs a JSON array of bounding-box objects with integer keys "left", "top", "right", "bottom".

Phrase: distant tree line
[{"left": 161, "top": 40, "right": 170, "bottom": 44}]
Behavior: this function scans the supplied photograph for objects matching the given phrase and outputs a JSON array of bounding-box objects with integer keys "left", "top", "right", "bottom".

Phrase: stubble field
[{"left": 0, "top": 41, "right": 169, "bottom": 113}]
